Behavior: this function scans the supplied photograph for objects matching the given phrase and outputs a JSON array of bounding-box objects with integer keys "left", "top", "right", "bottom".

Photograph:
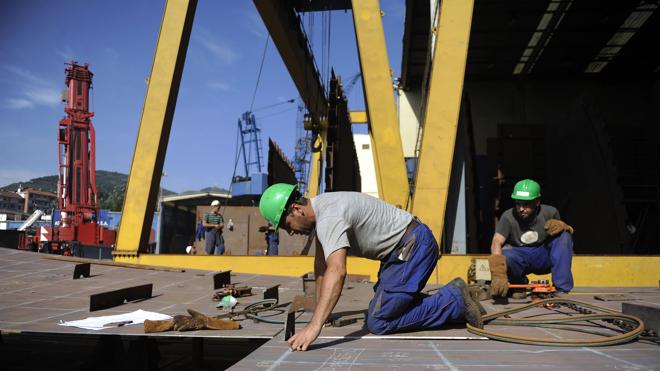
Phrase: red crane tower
[{"left": 41, "top": 62, "right": 116, "bottom": 255}]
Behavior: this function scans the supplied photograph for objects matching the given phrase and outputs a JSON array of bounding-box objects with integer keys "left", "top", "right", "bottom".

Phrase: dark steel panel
[
  {"left": 73, "top": 263, "right": 90, "bottom": 279},
  {"left": 89, "top": 284, "right": 153, "bottom": 311},
  {"left": 213, "top": 270, "right": 231, "bottom": 290},
  {"left": 263, "top": 285, "right": 280, "bottom": 302}
]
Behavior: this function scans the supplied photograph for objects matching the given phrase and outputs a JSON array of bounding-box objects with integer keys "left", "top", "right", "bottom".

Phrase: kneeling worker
[
  {"left": 259, "top": 183, "right": 484, "bottom": 351},
  {"left": 489, "top": 179, "right": 575, "bottom": 298}
]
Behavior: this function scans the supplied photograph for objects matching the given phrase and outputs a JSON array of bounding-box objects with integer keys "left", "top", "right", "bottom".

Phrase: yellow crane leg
[
  {"left": 115, "top": 0, "right": 197, "bottom": 256},
  {"left": 351, "top": 0, "right": 410, "bottom": 209},
  {"left": 411, "top": 0, "right": 475, "bottom": 243},
  {"left": 306, "top": 127, "right": 327, "bottom": 198}
]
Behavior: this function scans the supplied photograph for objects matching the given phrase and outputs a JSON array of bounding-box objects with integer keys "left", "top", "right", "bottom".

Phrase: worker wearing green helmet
[
  {"left": 259, "top": 183, "right": 484, "bottom": 352},
  {"left": 489, "top": 179, "right": 575, "bottom": 298}
]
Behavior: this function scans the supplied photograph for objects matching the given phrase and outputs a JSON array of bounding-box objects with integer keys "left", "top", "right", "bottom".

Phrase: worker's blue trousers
[
  {"left": 366, "top": 222, "right": 464, "bottom": 335},
  {"left": 502, "top": 231, "right": 574, "bottom": 292},
  {"left": 205, "top": 230, "right": 225, "bottom": 255},
  {"left": 266, "top": 233, "right": 279, "bottom": 255}
]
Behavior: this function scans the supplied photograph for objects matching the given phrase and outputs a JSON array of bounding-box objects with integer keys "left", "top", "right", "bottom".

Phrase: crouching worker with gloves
[
  {"left": 489, "top": 179, "right": 575, "bottom": 298},
  {"left": 259, "top": 183, "right": 485, "bottom": 352}
]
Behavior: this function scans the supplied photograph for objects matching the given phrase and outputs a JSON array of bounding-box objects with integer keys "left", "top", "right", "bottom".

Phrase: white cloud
[
  {"left": 4, "top": 98, "right": 34, "bottom": 109},
  {"left": 58, "top": 45, "right": 76, "bottom": 61},
  {"left": 207, "top": 80, "right": 231, "bottom": 91},
  {"left": 194, "top": 27, "right": 239, "bottom": 64},
  {"left": 24, "top": 87, "right": 61, "bottom": 107},
  {"left": 1, "top": 65, "right": 61, "bottom": 110},
  {"left": 102, "top": 47, "right": 120, "bottom": 60},
  {"left": 245, "top": 11, "right": 267, "bottom": 39},
  {"left": 3, "top": 65, "right": 47, "bottom": 86}
]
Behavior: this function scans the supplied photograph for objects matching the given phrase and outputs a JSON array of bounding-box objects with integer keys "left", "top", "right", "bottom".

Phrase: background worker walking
[
  {"left": 489, "top": 179, "right": 575, "bottom": 297},
  {"left": 259, "top": 183, "right": 484, "bottom": 352},
  {"left": 203, "top": 200, "right": 225, "bottom": 255}
]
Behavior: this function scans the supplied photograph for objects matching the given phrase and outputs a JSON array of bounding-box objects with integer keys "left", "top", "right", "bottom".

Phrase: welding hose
[
  {"left": 242, "top": 299, "right": 311, "bottom": 324},
  {"left": 467, "top": 298, "right": 644, "bottom": 347}
]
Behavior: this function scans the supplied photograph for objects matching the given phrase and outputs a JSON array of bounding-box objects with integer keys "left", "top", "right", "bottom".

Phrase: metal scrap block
[
  {"left": 594, "top": 294, "right": 640, "bottom": 301},
  {"left": 213, "top": 270, "right": 231, "bottom": 289},
  {"left": 73, "top": 263, "right": 91, "bottom": 279},
  {"left": 89, "top": 284, "right": 153, "bottom": 311},
  {"left": 622, "top": 302, "right": 660, "bottom": 335},
  {"left": 263, "top": 285, "right": 279, "bottom": 302}
]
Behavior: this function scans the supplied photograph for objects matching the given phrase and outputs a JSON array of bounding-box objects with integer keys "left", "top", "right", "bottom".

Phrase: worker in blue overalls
[
  {"left": 265, "top": 222, "right": 279, "bottom": 255},
  {"left": 488, "top": 179, "right": 575, "bottom": 298},
  {"left": 259, "top": 183, "right": 484, "bottom": 352}
]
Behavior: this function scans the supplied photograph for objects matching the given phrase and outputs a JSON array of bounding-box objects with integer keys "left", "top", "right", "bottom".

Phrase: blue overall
[
  {"left": 205, "top": 230, "right": 225, "bottom": 255},
  {"left": 502, "top": 231, "right": 574, "bottom": 292},
  {"left": 266, "top": 231, "right": 279, "bottom": 256},
  {"left": 366, "top": 222, "right": 465, "bottom": 335}
]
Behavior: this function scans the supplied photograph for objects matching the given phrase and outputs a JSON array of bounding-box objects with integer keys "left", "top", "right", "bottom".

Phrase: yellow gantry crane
[{"left": 112, "top": 0, "right": 659, "bottom": 287}]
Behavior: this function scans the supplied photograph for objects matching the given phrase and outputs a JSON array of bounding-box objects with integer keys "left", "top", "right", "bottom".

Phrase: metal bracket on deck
[
  {"left": 73, "top": 263, "right": 91, "bottom": 279},
  {"left": 284, "top": 310, "right": 296, "bottom": 341},
  {"left": 263, "top": 285, "right": 279, "bottom": 302},
  {"left": 89, "top": 284, "right": 153, "bottom": 311},
  {"left": 213, "top": 270, "right": 231, "bottom": 289}
]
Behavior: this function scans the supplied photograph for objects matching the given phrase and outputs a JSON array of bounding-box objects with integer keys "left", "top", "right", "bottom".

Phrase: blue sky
[{"left": 0, "top": 0, "right": 404, "bottom": 193}]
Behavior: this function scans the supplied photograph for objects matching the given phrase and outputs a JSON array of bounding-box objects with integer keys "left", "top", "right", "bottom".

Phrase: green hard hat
[
  {"left": 259, "top": 183, "right": 297, "bottom": 228},
  {"left": 511, "top": 179, "right": 541, "bottom": 200}
]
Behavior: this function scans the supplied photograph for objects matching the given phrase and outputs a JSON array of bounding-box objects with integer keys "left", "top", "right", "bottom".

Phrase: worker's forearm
[
  {"left": 491, "top": 242, "right": 502, "bottom": 255},
  {"left": 314, "top": 274, "right": 324, "bottom": 303},
  {"left": 310, "top": 268, "right": 344, "bottom": 328},
  {"left": 313, "top": 248, "right": 327, "bottom": 303}
]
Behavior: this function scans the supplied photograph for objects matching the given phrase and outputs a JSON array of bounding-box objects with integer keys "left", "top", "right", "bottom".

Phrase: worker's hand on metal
[
  {"left": 544, "top": 219, "right": 574, "bottom": 235},
  {"left": 488, "top": 254, "right": 509, "bottom": 298},
  {"left": 287, "top": 323, "right": 322, "bottom": 351}
]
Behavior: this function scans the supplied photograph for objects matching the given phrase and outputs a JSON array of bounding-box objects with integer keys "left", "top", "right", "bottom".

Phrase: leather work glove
[
  {"left": 172, "top": 314, "right": 203, "bottom": 331},
  {"left": 544, "top": 219, "right": 574, "bottom": 236},
  {"left": 144, "top": 310, "right": 240, "bottom": 333},
  {"left": 144, "top": 319, "right": 175, "bottom": 333},
  {"left": 187, "top": 309, "right": 241, "bottom": 330},
  {"left": 488, "top": 254, "right": 509, "bottom": 298}
]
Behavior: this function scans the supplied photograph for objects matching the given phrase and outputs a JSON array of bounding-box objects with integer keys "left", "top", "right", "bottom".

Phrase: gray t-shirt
[
  {"left": 311, "top": 192, "right": 413, "bottom": 260},
  {"left": 496, "top": 205, "right": 560, "bottom": 247}
]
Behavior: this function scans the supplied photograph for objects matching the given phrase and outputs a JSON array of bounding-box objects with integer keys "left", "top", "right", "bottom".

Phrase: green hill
[{"left": 1, "top": 171, "right": 176, "bottom": 211}]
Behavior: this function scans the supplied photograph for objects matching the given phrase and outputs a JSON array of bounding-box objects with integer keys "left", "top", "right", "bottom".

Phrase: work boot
[
  {"left": 144, "top": 319, "right": 174, "bottom": 333},
  {"left": 448, "top": 277, "right": 484, "bottom": 329},
  {"left": 447, "top": 277, "right": 487, "bottom": 315}
]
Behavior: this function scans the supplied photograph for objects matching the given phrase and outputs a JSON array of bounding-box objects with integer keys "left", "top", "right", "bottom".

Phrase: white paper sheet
[{"left": 58, "top": 309, "right": 172, "bottom": 330}]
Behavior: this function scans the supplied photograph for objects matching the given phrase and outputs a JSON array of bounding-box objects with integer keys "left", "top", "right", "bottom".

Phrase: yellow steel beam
[
  {"left": 351, "top": 0, "right": 410, "bottom": 208},
  {"left": 115, "top": 0, "right": 197, "bottom": 253},
  {"left": 350, "top": 111, "right": 368, "bottom": 124},
  {"left": 411, "top": 0, "right": 474, "bottom": 241},
  {"left": 305, "top": 127, "right": 327, "bottom": 197},
  {"left": 253, "top": 0, "right": 328, "bottom": 124},
  {"left": 114, "top": 254, "right": 660, "bottom": 287}
]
